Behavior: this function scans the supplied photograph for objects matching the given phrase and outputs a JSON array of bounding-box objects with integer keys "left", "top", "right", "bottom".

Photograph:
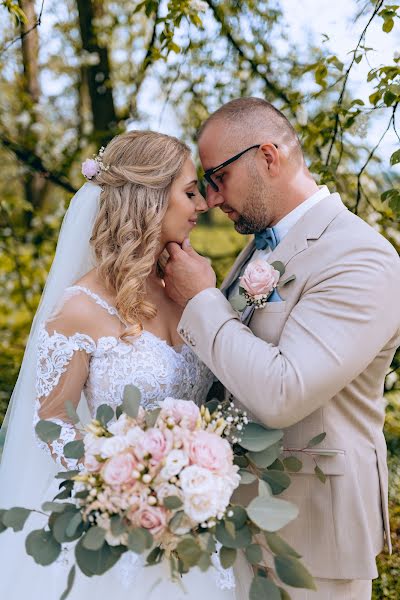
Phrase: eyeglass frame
[{"left": 203, "top": 143, "right": 278, "bottom": 192}]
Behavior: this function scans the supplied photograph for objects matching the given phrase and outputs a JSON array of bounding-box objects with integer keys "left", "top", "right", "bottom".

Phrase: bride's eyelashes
[{"left": 186, "top": 192, "right": 196, "bottom": 199}]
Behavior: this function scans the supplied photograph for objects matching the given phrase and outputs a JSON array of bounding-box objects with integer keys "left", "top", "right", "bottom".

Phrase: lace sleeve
[{"left": 34, "top": 325, "right": 95, "bottom": 469}]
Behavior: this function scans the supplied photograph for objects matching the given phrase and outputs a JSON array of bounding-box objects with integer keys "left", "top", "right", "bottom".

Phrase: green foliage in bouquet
[{"left": 0, "top": 385, "right": 329, "bottom": 600}]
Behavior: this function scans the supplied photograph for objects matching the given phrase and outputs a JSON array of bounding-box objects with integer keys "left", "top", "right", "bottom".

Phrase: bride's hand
[{"left": 164, "top": 239, "right": 216, "bottom": 307}]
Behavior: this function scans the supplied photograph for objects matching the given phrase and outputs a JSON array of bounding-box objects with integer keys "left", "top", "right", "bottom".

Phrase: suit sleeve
[{"left": 177, "top": 242, "right": 400, "bottom": 428}]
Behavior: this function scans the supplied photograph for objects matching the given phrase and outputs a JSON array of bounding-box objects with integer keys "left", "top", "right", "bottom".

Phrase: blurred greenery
[{"left": 0, "top": 0, "right": 399, "bottom": 596}]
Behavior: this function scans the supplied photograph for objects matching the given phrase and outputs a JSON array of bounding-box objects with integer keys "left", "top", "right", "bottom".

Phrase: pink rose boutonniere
[{"left": 231, "top": 259, "right": 296, "bottom": 311}]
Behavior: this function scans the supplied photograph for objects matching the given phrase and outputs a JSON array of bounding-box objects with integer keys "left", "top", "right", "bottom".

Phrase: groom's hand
[{"left": 164, "top": 239, "right": 216, "bottom": 307}]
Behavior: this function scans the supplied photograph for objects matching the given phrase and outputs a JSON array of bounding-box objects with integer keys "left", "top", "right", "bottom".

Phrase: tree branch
[
  {"left": 0, "top": 134, "right": 77, "bottom": 194},
  {"left": 0, "top": 0, "right": 44, "bottom": 56}
]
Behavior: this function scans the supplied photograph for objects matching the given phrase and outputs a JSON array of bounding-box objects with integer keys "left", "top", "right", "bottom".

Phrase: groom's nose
[{"left": 206, "top": 185, "right": 224, "bottom": 209}]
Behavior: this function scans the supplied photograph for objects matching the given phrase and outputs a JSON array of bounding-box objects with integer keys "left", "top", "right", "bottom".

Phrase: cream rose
[
  {"left": 240, "top": 259, "right": 280, "bottom": 296},
  {"left": 135, "top": 428, "right": 173, "bottom": 463},
  {"left": 99, "top": 435, "right": 129, "bottom": 459},
  {"left": 159, "top": 449, "right": 189, "bottom": 480},
  {"left": 183, "top": 490, "right": 219, "bottom": 523},
  {"left": 179, "top": 465, "right": 215, "bottom": 495}
]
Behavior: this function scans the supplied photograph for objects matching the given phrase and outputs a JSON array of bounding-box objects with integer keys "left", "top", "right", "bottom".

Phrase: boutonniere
[{"left": 230, "top": 260, "right": 296, "bottom": 311}]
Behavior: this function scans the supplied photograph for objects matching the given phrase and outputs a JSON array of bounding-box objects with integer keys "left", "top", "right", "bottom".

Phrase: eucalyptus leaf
[
  {"left": 75, "top": 538, "right": 123, "bottom": 576},
  {"left": 60, "top": 565, "right": 76, "bottom": 600},
  {"left": 245, "top": 543, "right": 263, "bottom": 564},
  {"left": 283, "top": 456, "right": 303, "bottom": 473},
  {"left": 215, "top": 522, "right": 252, "bottom": 549},
  {"left": 226, "top": 506, "right": 248, "bottom": 529},
  {"left": 249, "top": 575, "right": 281, "bottom": 600},
  {"left": 278, "top": 587, "right": 292, "bottom": 600},
  {"left": 278, "top": 274, "right": 296, "bottom": 287},
  {"left": 234, "top": 455, "right": 249, "bottom": 468},
  {"left": 163, "top": 495, "right": 183, "bottom": 510},
  {"left": 268, "top": 458, "right": 284, "bottom": 471},
  {"left": 314, "top": 464, "right": 327, "bottom": 483},
  {"left": 274, "top": 555, "right": 316, "bottom": 589},
  {"left": 145, "top": 408, "right": 161, "bottom": 428},
  {"left": 52, "top": 509, "right": 82, "bottom": 543},
  {"left": 110, "top": 515, "right": 126, "bottom": 537},
  {"left": 306, "top": 432, "right": 326, "bottom": 448},
  {"left": 197, "top": 551, "right": 212, "bottom": 571},
  {"left": 247, "top": 495, "right": 298, "bottom": 532},
  {"left": 96, "top": 404, "right": 114, "bottom": 427},
  {"left": 66, "top": 513, "right": 83, "bottom": 538},
  {"left": 122, "top": 384, "right": 141, "bottom": 418},
  {"left": 63, "top": 439, "right": 84, "bottom": 459},
  {"left": 225, "top": 519, "right": 236, "bottom": 538},
  {"left": 35, "top": 420, "right": 62, "bottom": 443},
  {"left": 240, "top": 423, "right": 283, "bottom": 452},
  {"left": 127, "top": 528, "right": 153, "bottom": 553},
  {"left": 169, "top": 510, "right": 185, "bottom": 533},
  {"left": 264, "top": 531, "right": 302, "bottom": 558},
  {"left": 239, "top": 469, "right": 257, "bottom": 484},
  {"left": 230, "top": 294, "right": 248, "bottom": 312},
  {"left": 177, "top": 537, "right": 202, "bottom": 567},
  {"left": 25, "top": 529, "right": 61, "bottom": 566},
  {"left": 82, "top": 526, "right": 106, "bottom": 550},
  {"left": 2, "top": 507, "right": 31, "bottom": 531},
  {"left": 248, "top": 442, "right": 281, "bottom": 468},
  {"left": 0, "top": 509, "right": 7, "bottom": 533},
  {"left": 146, "top": 546, "right": 163, "bottom": 565},
  {"left": 261, "top": 470, "right": 291, "bottom": 495},
  {"left": 55, "top": 469, "right": 80, "bottom": 480},
  {"left": 219, "top": 546, "right": 237, "bottom": 569},
  {"left": 258, "top": 480, "right": 272, "bottom": 497},
  {"left": 42, "top": 501, "right": 75, "bottom": 514},
  {"left": 270, "top": 261, "right": 285, "bottom": 276},
  {"left": 64, "top": 401, "right": 80, "bottom": 425}
]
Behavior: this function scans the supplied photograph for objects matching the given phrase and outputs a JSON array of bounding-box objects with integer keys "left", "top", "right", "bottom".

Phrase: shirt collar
[{"left": 274, "top": 185, "right": 330, "bottom": 242}]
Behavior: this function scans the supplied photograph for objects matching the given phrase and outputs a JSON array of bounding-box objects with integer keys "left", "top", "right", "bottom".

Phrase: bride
[{"left": 0, "top": 130, "right": 250, "bottom": 599}]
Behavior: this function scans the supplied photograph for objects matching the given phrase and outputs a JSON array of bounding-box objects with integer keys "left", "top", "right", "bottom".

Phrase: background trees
[{"left": 0, "top": 1, "right": 399, "bottom": 596}]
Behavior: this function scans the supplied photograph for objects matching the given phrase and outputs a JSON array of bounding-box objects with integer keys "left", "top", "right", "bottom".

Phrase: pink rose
[
  {"left": 189, "top": 430, "right": 233, "bottom": 475},
  {"left": 81, "top": 158, "right": 99, "bottom": 179},
  {"left": 137, "top": 506, "right": 167, "bottom": 536},
  {"left": 161, "top": 398, "right": 200, "bottom": 430},
  {"left": 135, "top": 428, "right": 173, "bottom": 463},
  {"left": 240, "top": 259, "right": 280, "bottom": 296},
  {"left": 102, "top": 452, "right": 137, "bottom": 486}
]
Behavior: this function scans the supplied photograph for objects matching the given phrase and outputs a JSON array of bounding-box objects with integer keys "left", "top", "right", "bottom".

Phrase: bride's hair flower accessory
[{"left": 81, "top": 146, "right": 110, "bottom": 180}]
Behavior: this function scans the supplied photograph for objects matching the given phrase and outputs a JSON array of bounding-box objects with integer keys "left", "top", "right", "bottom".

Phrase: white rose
[
  {"left": 84, "top": 432, "right": 103, "bottom": 455},
  {"left": 179, "top": 465, "right": 215, "bottom": 495},
  {"left": 159, "top": 450, "right": 189, "bottom": 480},
  {"left": 183, "top": 490, "right": 219, "bottom": 523},
  {"left": 108, "top": 413, "right": 130, "bottom": 436},
  {"left": 99, "top": 435, "right": 129, "bottom": 458},
  {"left": 156, "top": 482, "right": 183, "bottom": 504},
  {"left": 124, "top": 425, "right": 145, "bottom": 447}
]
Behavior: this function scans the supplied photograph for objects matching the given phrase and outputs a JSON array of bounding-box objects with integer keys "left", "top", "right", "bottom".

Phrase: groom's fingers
[{"left": 166, "top": 242, "right": 183, "bottom": 259}]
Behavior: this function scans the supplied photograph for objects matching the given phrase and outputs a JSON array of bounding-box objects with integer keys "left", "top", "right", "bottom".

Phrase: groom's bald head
[{"left": 198, "top": 97, "right": 303, "bottom": 165}]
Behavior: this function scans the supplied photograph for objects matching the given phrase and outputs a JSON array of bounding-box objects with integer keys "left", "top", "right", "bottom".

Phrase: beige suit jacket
[{"left": 178, "top": 193, "right": 400, "bottom": 580}]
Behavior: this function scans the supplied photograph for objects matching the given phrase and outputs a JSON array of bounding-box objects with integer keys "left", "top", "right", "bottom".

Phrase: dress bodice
[{"left": 34, "top": 286, "right": 214, "bottom": 467}]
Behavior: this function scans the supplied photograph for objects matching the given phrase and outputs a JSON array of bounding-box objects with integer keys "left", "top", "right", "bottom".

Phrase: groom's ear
[{"left": 259, "top": 142, "right": 280, "bottom": 175}]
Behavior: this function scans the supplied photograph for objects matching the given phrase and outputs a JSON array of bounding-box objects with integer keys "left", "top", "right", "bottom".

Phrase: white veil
[{"left": 0, "top": 182, "right": 101, "bottom": 508}]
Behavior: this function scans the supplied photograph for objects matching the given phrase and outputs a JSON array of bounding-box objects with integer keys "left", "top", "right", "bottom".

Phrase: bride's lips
[{"left": 188, "top": 219, "right": 197, "bottom": 227}]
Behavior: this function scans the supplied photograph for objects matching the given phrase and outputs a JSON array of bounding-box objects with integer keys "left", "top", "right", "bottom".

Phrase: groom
[{"left": 164, "top": 97, "right": 400, "bottom": 599}]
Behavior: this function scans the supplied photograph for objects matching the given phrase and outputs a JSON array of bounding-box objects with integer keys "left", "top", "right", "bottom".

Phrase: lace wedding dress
[{"left": 19, "top": 285, "right": 251, "bottom": 600}]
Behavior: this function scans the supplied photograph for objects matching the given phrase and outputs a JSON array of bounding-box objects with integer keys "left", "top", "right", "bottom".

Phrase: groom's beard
[{"left": 234, "top": 171, "right": 273, "bottom": 235}]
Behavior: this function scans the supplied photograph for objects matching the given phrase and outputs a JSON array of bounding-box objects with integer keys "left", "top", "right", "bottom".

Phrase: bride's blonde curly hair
[{"left": 89, "top": 130, "right": 191, "bottom": 339}]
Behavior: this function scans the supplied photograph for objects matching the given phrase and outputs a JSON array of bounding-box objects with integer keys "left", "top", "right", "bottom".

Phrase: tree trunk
[
  {"left": 18, "top": 0, "right": 47, "bottom": 213},
  {"left": 76, "top": 0, "right": 118, "bottom": 145}
]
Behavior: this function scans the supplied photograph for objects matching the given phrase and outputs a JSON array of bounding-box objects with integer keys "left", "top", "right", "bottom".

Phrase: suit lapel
[
  {"left": 220, "top": 238, "right": 255, "bottom": 297},
  {"left": 238, "top": 193, "right": 347, "bottom": 326}
]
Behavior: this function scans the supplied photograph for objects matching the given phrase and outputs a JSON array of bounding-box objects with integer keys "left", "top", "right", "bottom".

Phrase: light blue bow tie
[{"left": 254, "top": 227, "right": 280, "bottom": 251}]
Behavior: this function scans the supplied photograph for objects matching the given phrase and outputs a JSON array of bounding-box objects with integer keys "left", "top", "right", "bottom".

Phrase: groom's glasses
[{"left": 203, "top": 143, "right": 278, "bottom": 193}]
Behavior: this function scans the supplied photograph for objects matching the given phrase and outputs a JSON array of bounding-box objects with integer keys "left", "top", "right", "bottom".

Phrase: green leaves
[
  {"left": 240, "top": 423, "right": 283, "bottom": 452},
  {"left": 245, "top": 543, "right": 262, "bottom": 564},
  {"left": 121, "top": 384, "right": 142, "bottom": 418},
  {"left": 306, "top": 432, "right": 326, "bottom": 448},
  {"left": 63, "top": 440, "right": 84, "bottom": 459},
  {"left": 249, "top": 576, "right": 281, "bottom": 600},
  {"left": 314, "top": 464, "right": 327, "bottom": 484},
  {"left": 75, "top": 538, "right": 124, "bottom": 576},
  {"left": 82, "top": 526, "right": 106, "bottom": 550},
  {"left": 96, "top": 404, "right": 114, "bottom": 427},
  {"left": 127, "top": 528, "right": 153, "bottom": 553},
  {"left": 247, "top": 495, "right": 298, "bottom": 532},
  {"left": 248, "top": 442, "right": 281, "bottom": 468},
  {"left": 264, "top": 532, "right": 302, "bottom": 558},
  {"left": 2, "top": 507, "right": 31, "bottom": 531},
  {"left": 176, "top": 537, "right": 202, "bottom": 568},
  {"left": 390, "top": 149, "right": 400, "bottom": 166},
  {"left": 274, "top": 555, "right": 316, "bottom": 590},
  {"left": 270, "top": 261, "right": 285, "bottom": 276},
  {"left": 381, "top": 188, "right": 400, "bottom": 215},
  {"left": 283, "top": 456, "right": 303, "bottom": 473},
  {"left": 25, "top": 528, "right": 61, "bottom": 565},
  {"left": 215, "top": 521, "right": 252, "bottom": 549},
  {"left": 35, "top": 420, "right": 62, "bottom": 443},
  {"left": 163, "top": 495, "right": 183, "bottom": 510},
  {"left": 52, "top": 508, "right": 83, "bottom": 543},
  {"left": 230, "top": 294, "right": 248, "bottom": 312},
  {"left": 219, "top": 546, "right": 237, "bottom": 568},
  {"left": 261, "top": 470, "right": 291, "bottom": 495},
  {"left": 60, "top": 565, "right": 76, "bottom": 600},
  {"left": 239, "top": 469, "right": 257, "bottom": 484}
]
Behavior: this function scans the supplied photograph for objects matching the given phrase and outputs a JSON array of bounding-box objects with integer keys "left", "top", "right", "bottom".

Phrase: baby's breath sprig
[{"left": 205, "top": 400, "right": 249, "bottom": 445}]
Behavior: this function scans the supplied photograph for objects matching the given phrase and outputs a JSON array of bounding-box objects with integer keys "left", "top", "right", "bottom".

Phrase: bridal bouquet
[{"left": 1, "top": 386, "right": 318, "bottom": 599}]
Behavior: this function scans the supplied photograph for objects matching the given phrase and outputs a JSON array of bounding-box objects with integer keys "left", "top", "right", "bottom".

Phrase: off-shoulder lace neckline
[{"left": 63, "top": 285, "right": 185, "bottom": 352}]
